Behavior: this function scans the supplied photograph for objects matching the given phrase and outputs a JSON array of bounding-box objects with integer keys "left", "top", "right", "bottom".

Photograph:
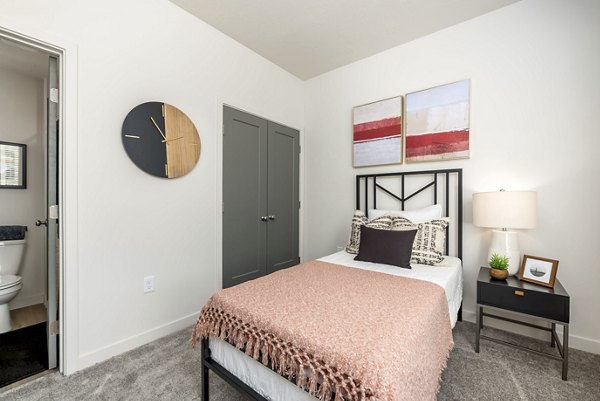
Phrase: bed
[{"left": 195, "top": 169, "right": 463, "bottom": 401}]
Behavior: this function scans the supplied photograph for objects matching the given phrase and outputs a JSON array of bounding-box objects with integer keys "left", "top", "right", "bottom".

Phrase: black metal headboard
[{"left": 355, "top": 169, "right": 463, "bottom": 260}]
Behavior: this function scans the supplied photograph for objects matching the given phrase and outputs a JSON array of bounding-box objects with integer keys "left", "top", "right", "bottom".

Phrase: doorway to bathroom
[{"left": 0, "top": 33, "right": 61, "bottom": 387}]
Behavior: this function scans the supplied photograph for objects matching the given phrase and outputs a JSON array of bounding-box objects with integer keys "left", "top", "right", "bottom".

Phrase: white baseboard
[
  {"left": 76, "top": 312, "right": 198, "bottom": 372},
  {"left": 9, "top": 294, "right": 45, "bottom": 310},
  {"left": 462, "top": 308, "right": 600, "bottom": 355}
]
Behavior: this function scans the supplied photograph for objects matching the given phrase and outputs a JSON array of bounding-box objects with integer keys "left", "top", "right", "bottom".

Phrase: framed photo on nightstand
[{"left": 519, "top": 255, "right": 559, "bottom": 288}]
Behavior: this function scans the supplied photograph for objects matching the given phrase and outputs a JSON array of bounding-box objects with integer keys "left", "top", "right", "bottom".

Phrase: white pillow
[{"left": 368, "top": 204, "right": 443, "bottom": 224}]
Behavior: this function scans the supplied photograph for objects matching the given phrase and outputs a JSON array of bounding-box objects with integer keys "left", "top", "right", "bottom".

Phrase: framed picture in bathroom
[{"left": 0, "top": 141, "right": 27, "bottom": 189}]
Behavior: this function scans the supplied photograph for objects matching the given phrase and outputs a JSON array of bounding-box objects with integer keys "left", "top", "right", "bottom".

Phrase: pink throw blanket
[{"left": 192, "top": 261, "right": 453, "bottom": 401}]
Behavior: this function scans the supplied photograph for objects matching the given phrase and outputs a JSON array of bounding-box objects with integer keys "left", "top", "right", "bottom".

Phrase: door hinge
[
  {"left": 49, "top": 320, "right": 60, "bottom": 335},
  {"left": 50, "top": 88, "right": 59, "bottom": 103},
  {"left": 49, "top": 205, "right": 59, "bottom": 220}
]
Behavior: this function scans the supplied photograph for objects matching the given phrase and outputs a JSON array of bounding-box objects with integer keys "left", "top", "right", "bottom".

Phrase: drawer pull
[{"left": 515, "top": 290, "right": 525, "bottom": 296}]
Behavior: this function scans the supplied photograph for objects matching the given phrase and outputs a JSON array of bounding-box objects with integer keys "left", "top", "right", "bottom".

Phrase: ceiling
[
  {"left": 0, "top": 38, "right": 48, "bottom": 79},
  {"left": 169, "top": 0, "right": 519, "bottom": 79}
]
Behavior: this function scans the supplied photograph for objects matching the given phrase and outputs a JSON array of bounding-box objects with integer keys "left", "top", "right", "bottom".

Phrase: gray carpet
[{"left": 1, "top": 322, "right": 598, "bottom": 401}]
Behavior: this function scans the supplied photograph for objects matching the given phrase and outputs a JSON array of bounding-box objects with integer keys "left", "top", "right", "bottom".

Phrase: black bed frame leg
[
  {"left": 201, "top": 338, "right": 210, "bottom": 401},
  {"left": 458, "top": 303, "right": 463, "bottom": 322}
]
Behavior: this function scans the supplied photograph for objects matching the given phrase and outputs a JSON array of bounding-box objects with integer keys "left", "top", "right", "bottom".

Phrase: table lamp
[{"left": 473, "top": 190, "right": 537, "bottom": 275}]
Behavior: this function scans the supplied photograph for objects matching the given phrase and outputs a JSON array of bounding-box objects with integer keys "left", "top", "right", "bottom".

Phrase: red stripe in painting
[
  {"left": 354, "top": 125, "right": 401, "bottom": 142},
  {"left": 353, "top": 117, "right": 401, "bottom": 142},
  {"left": 354, "top": 117, "right": 401, "bottom": 133},
  {"left": 406, "top": 130, "right": 469, "bottom": 157}
]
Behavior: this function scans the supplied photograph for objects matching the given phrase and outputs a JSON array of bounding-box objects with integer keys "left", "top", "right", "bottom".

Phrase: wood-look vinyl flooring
[{"left": 9, "top": 304, "right": 47, "bottom": 332}]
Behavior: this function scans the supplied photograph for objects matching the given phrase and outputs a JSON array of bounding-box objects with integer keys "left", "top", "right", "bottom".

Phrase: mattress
[{"left": 209, "top": 252, "right": 463, "bottom": 401}]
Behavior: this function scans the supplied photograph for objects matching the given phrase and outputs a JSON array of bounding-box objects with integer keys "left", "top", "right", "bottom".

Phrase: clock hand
[
  {"left": 150, "top": 117, "right": 167, "bottom": 141},
  {"left": 164, "top": 136, "right": 184, "bottom": 143}
]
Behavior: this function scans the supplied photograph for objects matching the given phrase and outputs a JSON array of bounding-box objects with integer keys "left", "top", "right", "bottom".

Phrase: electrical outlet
[{"left": 143, "top": 276, "right": 155, "bottom": 293}]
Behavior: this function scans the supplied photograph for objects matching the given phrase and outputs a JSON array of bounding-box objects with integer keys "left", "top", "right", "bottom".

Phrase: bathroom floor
[
  {"left": 10, "top": 304, "right": 47, "bottom": 331},
  {"left": 0, "top": 305, "right": 48, "bottom": 388}
]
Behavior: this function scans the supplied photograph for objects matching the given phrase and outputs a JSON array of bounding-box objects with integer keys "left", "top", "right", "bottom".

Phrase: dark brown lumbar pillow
[{"left": 354, "top": 225, "right": 417, "bottom": 269}]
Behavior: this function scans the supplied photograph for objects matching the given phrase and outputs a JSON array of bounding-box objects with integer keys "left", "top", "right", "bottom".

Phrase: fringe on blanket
[{"left": 191, "top": 304, "right": 374, "bottom": 401}]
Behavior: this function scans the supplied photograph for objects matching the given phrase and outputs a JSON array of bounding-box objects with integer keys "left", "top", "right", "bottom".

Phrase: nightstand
[{"left": 475, "top": 266, "right": 570, "bottom": 380}]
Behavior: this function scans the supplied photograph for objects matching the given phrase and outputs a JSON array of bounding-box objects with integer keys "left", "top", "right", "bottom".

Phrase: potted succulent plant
[{"left": 489, "top": 253, "right": 509, "bottom": 280}]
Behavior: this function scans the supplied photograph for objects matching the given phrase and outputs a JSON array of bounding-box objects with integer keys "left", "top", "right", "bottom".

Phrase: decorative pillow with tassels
[
  {"left": 346, "top": 210, "right": 394, "bottom": 255},
  {"left": 345, "top": 211, "right": 394, "bottom": 254},
  {"left": 392, "top": 217, "right": 449, "bottom": 265},
  {"left": 346, "top": 210, "right": 366, "bottom": 254}
]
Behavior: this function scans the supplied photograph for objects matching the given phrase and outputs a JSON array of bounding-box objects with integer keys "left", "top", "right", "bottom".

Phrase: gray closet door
[
  {"left": 223, "top": 106, "right": 300, "bottom": 288},
  {"left": 223, "top": 106, "right": 268, "bottom": 288},
  {"left": 266, "top": 121, "right": 300, "bottom": 273}
]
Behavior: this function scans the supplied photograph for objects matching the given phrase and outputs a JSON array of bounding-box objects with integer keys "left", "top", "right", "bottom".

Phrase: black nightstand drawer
[
  {"left": 478, "top": 282, "right": 569, "bottom": 322},
  {"left": 476, "top": 267, "right": 570, "bottom": 323}
]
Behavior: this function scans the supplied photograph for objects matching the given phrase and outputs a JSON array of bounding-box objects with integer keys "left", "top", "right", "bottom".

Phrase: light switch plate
[{"left": 143, "top": 276, "right": 154, "bottom": 293}]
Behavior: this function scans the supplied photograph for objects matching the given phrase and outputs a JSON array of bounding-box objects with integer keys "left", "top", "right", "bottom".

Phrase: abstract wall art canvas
[
  {"left": 353, "top": 96, "right": 402, "bottom": 167},
  {"left": 405, "top": 80, "right": 470, "bottom": 162}
]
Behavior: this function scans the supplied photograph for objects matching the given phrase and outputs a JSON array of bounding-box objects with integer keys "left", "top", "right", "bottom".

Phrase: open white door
[{"left": 46, "top": 55, "right": 59, "bottom": 369}]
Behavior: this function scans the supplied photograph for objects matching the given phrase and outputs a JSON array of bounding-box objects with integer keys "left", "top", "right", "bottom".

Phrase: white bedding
[{"left": 209, "top": 252, "right": 463, "bottom": 401}]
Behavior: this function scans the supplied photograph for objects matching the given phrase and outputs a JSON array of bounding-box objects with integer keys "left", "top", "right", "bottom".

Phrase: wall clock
[{"left": 122, "top": 102, "right": 201, "bottom": 178}]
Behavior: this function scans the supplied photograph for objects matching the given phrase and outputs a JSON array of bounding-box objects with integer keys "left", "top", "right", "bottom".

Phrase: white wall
[
  {"left": 0, "top": 0, "right": 304, "bottom": 372},
  {"left": 0, "top": 67, "right": 46, "bottom": 310},
  {"left": 304, "top": 0, "right": 600, "bottom": 353}
]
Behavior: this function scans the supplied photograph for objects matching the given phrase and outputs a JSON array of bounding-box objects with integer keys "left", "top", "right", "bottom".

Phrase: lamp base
[{"left": 487, "top": 230, "right": 521, "bottom": 276}]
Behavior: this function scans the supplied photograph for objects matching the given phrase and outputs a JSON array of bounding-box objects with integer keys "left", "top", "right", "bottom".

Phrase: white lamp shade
[{"left": 473, "top": 191, "right": 537, "bottom": 229}]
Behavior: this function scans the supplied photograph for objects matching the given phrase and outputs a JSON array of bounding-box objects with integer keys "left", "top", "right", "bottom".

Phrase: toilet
[{"left": 0, "top": 227, "right": 27, "bottom": 334}]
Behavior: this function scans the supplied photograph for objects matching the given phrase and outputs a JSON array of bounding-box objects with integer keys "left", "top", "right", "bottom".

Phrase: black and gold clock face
[{"left": 122, "top": 102, "right": 201, "bottom": 178}]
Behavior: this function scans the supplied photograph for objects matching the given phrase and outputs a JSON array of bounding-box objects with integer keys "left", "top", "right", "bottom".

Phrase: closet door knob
[
  {"left": 260, "top": 216, "right": 268, "bottom": 221},
  {"left": 268, "top": 215, "right": 276, "bottom": 221}
]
